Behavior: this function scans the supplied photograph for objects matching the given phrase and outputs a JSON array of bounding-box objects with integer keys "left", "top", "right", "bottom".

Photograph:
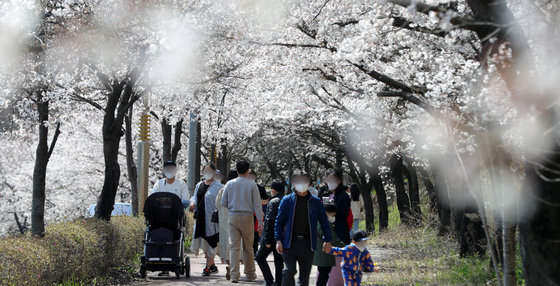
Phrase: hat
[
  {"left": 352, "top": 230, "right": 369, "bottom": 242},
  {"left": 163, "top": 161, "right": 176, "bottom": 167}
]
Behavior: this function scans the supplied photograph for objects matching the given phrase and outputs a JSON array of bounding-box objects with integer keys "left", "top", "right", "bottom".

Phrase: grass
[{"left": 356, "top": 205, "right": 500, "bottom": 285}]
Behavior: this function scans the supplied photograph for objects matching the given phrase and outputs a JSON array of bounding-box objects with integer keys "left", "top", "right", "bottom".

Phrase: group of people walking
[{"left": 150, "top": 160, "right": 378, "bottom": 286}]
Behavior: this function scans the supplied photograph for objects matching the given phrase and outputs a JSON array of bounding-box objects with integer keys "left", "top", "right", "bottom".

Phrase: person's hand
[
  {"left": 188, "top": 203, "right": 195, "bottom": 212},
  {"left": 257, "top": 223, "right": 263, "bottom": 235},
  {"left": 266, "top": 244, "right": 271, "bottom": 248},
  {"left": 323, "top": 242, "right": 332, "bottom": 253},
  {"left": 276, "top": 241, "right": 283, "bottom": 254},
  {"left": 374, "top": 263, "right": 379, "bottom": 273}
]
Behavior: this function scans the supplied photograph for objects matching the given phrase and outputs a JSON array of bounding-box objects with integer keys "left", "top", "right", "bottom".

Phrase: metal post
[
  {"left": 137, "top": 96, "right": 150, "bottom": 215},
  {"left": 187, "top": 112, "right": 198, "bottom": 194}
]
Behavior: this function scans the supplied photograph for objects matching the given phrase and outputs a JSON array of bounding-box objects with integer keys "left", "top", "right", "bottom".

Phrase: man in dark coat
[{"left": 255, "top": 179, "right": 285, "bottom": 286}]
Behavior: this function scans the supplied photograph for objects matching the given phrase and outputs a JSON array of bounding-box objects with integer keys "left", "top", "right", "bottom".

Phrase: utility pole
[
  {"left": 187, "top": 112, "right": 198, "bottom": 194},
  {"left": 137, "top": 95, "right": 150, "bottom": 215}
]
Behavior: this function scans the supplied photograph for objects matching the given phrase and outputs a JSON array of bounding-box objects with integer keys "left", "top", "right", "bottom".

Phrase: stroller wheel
[
  {"left": 140, "top": 266, "right": 147, "bottom": 278},
  {"left": 184, "top": 257, "right": 191, "bottom": 278}
]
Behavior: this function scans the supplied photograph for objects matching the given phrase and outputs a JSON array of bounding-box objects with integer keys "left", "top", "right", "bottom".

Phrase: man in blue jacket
[{"left": 275, "top": 173, "right": 332, "bottom": 286}]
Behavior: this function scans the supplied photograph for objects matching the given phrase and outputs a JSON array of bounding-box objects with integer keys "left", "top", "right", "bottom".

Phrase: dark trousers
[
  {"left": 282, "top": 238, "right": 314, "bottom": 286},
  {"left": 254, "top": 231, "right": 260, "bottom": 254},
  {"left": 316, "top": 266, "right": 332, "bottom": 286},
  {"left": 255, "top": 244, "right": 283, "bottom": 286}
]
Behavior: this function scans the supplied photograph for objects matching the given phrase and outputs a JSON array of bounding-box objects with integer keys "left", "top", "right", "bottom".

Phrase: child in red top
[{"left": 329, "top": 230, "right": 378, "bottom": 286}]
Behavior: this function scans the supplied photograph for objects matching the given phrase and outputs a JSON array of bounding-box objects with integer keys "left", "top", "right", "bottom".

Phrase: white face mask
[
  {"left": 164, "top": 171, "right": 175, "bottom": 179},
  {"left": 327, "top": 182, "right": 338, "bottom": 191},
  {"left": 328, "top": 216, "right": 336, "bottom": 224},
  {"left": 203, "top": 173, "right": 214, "bottom": 181},
  {"left": 355, "top": 242, "right": 367, "bottom": 252},
  {"left": 294, "top": 184, "right": 308, "bottom": 193}
]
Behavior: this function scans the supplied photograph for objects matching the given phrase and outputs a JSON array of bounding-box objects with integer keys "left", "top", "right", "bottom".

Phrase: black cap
[
  {"left": 352, "top": 230, "right": 369, "bottom": 242},
  {"left": 163, "top": 161, "right": 176, "bottom": 167}
]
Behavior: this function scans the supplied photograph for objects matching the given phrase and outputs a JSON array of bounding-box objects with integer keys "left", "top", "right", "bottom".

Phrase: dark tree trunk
[
  {"left": 335, "top": 149, "right": 344, "bottom": 170},
  {"left": 95, "top": 71, "right": 140, "bottom": 221},
  {"left": 419, "top": 168, "right": 438, "bottom": 217},
  {"left": 359, "top": 183, "right": 375, "bottom": 234},
  {"left": 125, "top": 107, "right": 138, "bottom": 215},
  {"left": 390, "top": 155, "right": 412, "bottom": 226},
  {"left": 162, "top": 118, "right": 183, "bottom": 164},
  {"left": 402, "top": 160, "right": 422, "bottom": 225},
  {"left": 217, "top": 141, "right": 229, "bottom": 183},
  {"left": 373, "top": 171, "right": 388, "bottom": 231},
  {"left": 162, "top": 118, "right": 172, "bottom": 162},
  {"left": 432, "top": 167, "right": 451, "bottom": 235},
  {"left": 519, "top": 158, "right": 560, "bottom": 285},
  {"left": 31, "top": 97, "right": 61, "bottom": 237},
  {"left": 171, "top": 120, "right": 183, "bottom": 162}
]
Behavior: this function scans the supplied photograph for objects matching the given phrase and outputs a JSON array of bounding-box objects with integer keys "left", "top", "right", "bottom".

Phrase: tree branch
[{"left": 47, "top": 122, "right": 61, "bottom": 160}]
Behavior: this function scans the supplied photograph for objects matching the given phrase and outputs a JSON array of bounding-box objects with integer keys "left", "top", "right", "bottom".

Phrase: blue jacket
[{"left": 274, "top": 192, "right": 332, "bottom": 251}]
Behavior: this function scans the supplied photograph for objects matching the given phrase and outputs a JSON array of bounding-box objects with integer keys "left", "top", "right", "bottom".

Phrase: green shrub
[{"left": 0, "top": 216, "right": 144, "bottom": 286}]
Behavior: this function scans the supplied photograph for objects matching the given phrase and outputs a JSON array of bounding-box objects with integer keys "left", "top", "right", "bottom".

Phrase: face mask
[
  {"left": 164, "top": 171, "right": 175, "bottom": 179},
  {"left": 355, "top": 242, "right": 367, "bottom": 252},
  {"left": 328, "top": 216, "right": 336, "bottom": 224},
  {"left": 203, "top": 173, "right": 214, "bottom": 181},
  {"left": 327, "top": 182, "right": 338, "bottom": 191},
  {"left": 295, "top": 184, "right": 308, "bottom": 193}
]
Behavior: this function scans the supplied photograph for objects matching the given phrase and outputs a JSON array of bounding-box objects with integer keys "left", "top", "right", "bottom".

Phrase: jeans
[
  {"left": 255, "top": 244, "right": 283, "bottom": 286},
  {"left": 316, "top": 266, "right": 332, "bottom": 286},
  {"left": 352, "top": 219, "right": 360, "bottom": 234},
  {"left": 282, "top": 237, "right": 314, "bottom": 286}
]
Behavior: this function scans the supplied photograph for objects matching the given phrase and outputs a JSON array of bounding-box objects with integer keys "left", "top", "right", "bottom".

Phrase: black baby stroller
[{"left": 140, "top": 192, "right": 190, "bottom": 279}]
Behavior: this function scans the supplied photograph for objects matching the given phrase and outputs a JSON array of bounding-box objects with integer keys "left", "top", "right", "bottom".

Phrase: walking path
[{"left": 131, "top": 254, "right": 318, "bottom": 285}]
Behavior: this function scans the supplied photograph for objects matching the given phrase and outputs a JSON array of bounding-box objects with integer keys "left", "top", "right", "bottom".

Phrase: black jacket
[
  {"left": 332, "top": 184, "right": 351, "bottom": 245},
  {"left": 261, "top": 193, "right": 282, "bottom": 245}
]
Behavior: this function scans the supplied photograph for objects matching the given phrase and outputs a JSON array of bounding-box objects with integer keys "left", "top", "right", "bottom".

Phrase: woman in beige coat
[{"left": 215, "top": 170, "right": 239, "bottom": 280}]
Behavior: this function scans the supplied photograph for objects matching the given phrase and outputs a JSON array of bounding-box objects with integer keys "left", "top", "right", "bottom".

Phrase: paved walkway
[{"left": 131, "top": 253, "right": 318, "bottom": 285}]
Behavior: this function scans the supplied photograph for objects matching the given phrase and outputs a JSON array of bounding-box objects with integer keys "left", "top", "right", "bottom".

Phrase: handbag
[{"left": 211, "top": 210, "right": 219, "bottom": 223}]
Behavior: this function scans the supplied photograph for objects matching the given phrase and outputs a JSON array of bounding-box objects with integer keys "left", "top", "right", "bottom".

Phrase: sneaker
[
  {"left": 202, "top": 266, "right": 211, "bottom": 276},
  {"left": 209, "top": 264, "right": 219, "bottom": 274},
  {"left": 232, "top": 278, "right": 239, "bottom": 283},
  {"left": 247, "top": 274, "right": 257, "bottom": 281}
]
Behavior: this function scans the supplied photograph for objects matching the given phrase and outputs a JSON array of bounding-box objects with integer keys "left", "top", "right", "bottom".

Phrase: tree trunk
[
  {"left": 162, "top": 118, "right": 172, "bottom": 163},
  {"left": 360, "top": 184, "right": 375, "bottom": 234},
  {"left": 31, "top": 98, "right": 60, "bottom": 237},
  {"left": 419, "top": 168, "right": 438, "bottom": 217},
  {"left": 31, "top": 100, "right": 49, "bottom": 237},
  {"left": 403, "top": 161, "right": 422, "bottom": 225},
  {"left": 125, "top": 108, "right": 138, "bottom": 215},
  {"left": 390, "top": 155, "right": 412, "bottom": 226},
  {"left": 502, "top": 222, "right": 517, "bottom": 286},
  {"left": 432, "top": 168, "right": 451, "bottom": 235},
  {"left": 95, "top": 72, "right": 139, "bottom": 221},
  {"left": 519, "top": 162, "right": 560, "bottom": 285},
  {"left": 96, "top": 124, "right": 123, "bottom": 220},
  {"left": 373, "top": 172, "right": 388, "bottom": 231},
  {"left": 171, "top": 119, "right": 183, "bottom": 162},
  {"left": 217, "top": 141, "right": 229, "bottom": 183}
]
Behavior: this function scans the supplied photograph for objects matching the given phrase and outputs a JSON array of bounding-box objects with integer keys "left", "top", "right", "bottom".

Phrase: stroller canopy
[{"left": 143, "top": 192, "right": 184, "bottom": 235}]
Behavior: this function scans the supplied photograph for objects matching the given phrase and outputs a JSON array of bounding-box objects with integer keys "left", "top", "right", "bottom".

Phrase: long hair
[
  {"left": 226, "top": 169, "right": 239, "bottom": 182},
  {"left": 350, "top": 184, "right": 360, "bottom": 201}
]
